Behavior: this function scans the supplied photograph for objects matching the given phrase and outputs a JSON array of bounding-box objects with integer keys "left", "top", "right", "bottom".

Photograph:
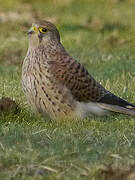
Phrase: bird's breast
[{"left": 22, "top": 54, "right": 76, "bottom": 118}]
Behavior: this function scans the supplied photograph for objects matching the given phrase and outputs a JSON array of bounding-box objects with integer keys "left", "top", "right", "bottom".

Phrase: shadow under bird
[{"left": 22, "top": 19, "right": 135, "bottom": 119}]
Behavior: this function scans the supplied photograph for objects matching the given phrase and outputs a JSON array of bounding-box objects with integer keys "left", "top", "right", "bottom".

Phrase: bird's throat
[{"left": 29, "top": 34, "right": 41, "bottom": 49}]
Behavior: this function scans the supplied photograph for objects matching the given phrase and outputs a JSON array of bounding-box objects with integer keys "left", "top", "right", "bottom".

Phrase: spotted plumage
[{"left": 22, "top": 19, "right": 135, "bottom": 119}]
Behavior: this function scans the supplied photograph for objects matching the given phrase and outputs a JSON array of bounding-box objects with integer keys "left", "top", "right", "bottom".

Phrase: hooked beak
[{"left": 28, "top": 26, "right": 39, "bottom": 35}]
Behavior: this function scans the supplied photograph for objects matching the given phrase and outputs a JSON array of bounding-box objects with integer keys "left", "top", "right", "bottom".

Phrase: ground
[{"left": 0, "top": 0, "right": 135, "bottom": 179}]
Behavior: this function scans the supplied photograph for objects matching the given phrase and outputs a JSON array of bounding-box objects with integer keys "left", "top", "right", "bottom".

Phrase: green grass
[{"left": 0, "top": 0, "right": 135, "bottom": 179}]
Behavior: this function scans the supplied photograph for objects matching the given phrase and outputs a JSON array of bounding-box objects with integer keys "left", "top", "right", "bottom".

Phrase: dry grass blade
[{"left": 39, "top": 165, "right": 58, "bottom": 173}]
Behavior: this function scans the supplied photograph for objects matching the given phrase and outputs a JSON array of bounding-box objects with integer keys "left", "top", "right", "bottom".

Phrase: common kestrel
[{"left": 22, "top": 20, "right": 135, "bottom": 119}]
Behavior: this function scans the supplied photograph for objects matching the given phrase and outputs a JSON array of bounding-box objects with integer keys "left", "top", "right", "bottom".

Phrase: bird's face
[{"left": 28, "top": 20, "right": 60, "bottom": 49}]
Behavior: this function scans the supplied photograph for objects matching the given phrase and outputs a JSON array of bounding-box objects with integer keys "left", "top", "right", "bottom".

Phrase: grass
[{"left": 0, "top": 0, "right": 135, "bottom": 179}]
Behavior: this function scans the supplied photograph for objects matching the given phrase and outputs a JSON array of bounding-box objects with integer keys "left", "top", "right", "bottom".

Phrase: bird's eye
[{"left": 39, "top": 27, "right": 47, "bottom": 33}]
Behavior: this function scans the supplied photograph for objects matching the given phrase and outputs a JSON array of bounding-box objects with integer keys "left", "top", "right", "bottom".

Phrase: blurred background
[
  {"left": 1, "top": 0, "right": 135, "bottom": 64},
  {"left": 0, "top": 0, "right": 135, "bottom": 104}
]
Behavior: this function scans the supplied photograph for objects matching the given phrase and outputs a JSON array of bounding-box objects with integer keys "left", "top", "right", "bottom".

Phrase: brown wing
[{"left": 49, "top": 54, "right": 108, "bottom": 102}]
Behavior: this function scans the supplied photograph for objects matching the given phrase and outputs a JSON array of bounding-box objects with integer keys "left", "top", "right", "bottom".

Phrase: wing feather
[{"left": 49, "top": 54, "right": 107, "bottom": 102}]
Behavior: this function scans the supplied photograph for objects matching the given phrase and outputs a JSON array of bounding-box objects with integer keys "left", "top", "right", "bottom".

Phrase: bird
[{"left": 22, "top": 19, "right": 135, "bottom": 119}]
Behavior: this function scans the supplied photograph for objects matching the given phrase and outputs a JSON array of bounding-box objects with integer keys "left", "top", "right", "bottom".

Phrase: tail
[{"left": 97, "top": 93, "right": 135, "bottom": 116}]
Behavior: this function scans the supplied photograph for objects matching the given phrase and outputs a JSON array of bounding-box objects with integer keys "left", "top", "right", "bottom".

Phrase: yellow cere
[{"left": 32, "top": 26, "right": 39, "bottom": 33}]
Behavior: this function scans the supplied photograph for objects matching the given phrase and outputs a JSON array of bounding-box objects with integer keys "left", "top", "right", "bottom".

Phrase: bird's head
[{"left": 28, "top": 20, "right": 60, "bottom": 48}]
